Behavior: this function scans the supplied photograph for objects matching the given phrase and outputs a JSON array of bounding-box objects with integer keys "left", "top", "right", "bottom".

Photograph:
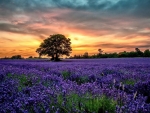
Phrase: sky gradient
[{"left": 0, "top": 0, "right": 150, "bottom": 58}]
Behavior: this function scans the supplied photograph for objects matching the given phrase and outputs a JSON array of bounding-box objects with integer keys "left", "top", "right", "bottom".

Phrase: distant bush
[
  {"left": 11, "top": 55, "right": 22, "bottom": 59},
  {"left": 28, "top": 56, "right": 33, "bottom": 59}
]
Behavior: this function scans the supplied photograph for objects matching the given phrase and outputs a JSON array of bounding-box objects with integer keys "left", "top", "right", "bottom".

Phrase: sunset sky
[{"left": 0, "top": 0, "right": 150, "bottom": 58}]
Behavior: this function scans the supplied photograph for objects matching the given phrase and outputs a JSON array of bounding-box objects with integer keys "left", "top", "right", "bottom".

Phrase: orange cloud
[{"left": 0, "top": 4, "right": 150, "bottom": 58}]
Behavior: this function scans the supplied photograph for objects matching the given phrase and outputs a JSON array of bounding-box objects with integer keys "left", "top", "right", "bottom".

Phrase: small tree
[
  {"left": 28, "top": 56, "right": 33, "bottom": 59},
  {"left": 144, "top": 49, "right": 150, "bottom": 57},
  {"left": 135, "top": 48, "right": 143, "bottom": 57},
  {"left": 83, "top": 52, "right": 89, "bottom": 58},
  {"left": 11, "top": 55, "right": 22, "bottom": 59},
  {"left": 98, "top": 49, "right": 103, "bottom": 54},
  {"left": 97, "top": 49, "right": 103, "bottom": 57},
  {"left": 36, "top": 34, "right": 72, "bottom": 61}
]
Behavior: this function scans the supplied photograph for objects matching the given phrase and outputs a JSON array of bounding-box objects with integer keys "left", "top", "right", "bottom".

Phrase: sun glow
[{"left": 0, "top": 31, "right": 41, "bottom": 58}]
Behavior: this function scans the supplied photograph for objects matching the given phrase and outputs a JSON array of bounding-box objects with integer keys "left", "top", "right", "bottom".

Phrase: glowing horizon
[{"left": 0, "top": 0, "right": 150, "bottom": 58}]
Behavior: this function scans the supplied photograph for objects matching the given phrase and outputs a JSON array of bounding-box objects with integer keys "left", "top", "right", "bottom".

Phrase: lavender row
[{"left": 0, "top": 58, "right": 150, "bottom": 113}]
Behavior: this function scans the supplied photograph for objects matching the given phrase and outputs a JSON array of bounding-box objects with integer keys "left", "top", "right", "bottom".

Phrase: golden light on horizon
[
  {"left": 0, "top": 31, "right": 41, "bottom": 58},
  {"left": 0, "top": 30, "right": 150, "bottom": 58}
]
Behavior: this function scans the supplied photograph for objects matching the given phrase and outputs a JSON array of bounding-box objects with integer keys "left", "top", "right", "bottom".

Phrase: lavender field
[{"left": 0, "top": 58, "right": 150, "bottom": 113}]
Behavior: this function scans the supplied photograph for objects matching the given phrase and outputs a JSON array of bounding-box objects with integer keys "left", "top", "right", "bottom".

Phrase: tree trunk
[
  {"left": 51, "top": 55, "right": 54, "bottom": 60},
  {"left": 55, "top": 53, "right": 60, "bottom": 61}
]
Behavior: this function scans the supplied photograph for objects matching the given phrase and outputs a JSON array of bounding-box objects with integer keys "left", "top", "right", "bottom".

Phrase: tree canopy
[{"left": 36, "top": 34, "right": 72, "bottom": 61}]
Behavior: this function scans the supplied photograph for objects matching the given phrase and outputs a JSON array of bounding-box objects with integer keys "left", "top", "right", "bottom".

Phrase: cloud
[
  {"left": 0, "top": 37, "right": 14, "bottom": 42},
  {"left": 1, "top": 0, "right": 150, "bottom": 16},
  {"left": 0, "top": 0, "right": 150, "bottom": 38},
  {"left": 74, "top": 37, "right": 78, "bottom": 40},
  {"left": 73, "top": 39, "right": 150, "bottom": 50},
  {"left": 0, "top": 23, "right": 27, "bottom": 34},
  {"left": 0, "top": 0, "right": 150, "bottom": 57}
]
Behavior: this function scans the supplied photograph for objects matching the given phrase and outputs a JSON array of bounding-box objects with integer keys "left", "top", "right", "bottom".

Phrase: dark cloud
[
  {"left": 99, "top": 43, "right": 150, "bottom": 49},
  {"left": 1, "top": 0, "right": 150, "bottom": 16},
  {"left": 0, "top": 23, "right": 27, "bottom": 34},
  {"left": 0, "top": 22, "right": 54, "bottom": 39},
  {"left": 74, "top": 40, "right": 150, "bottom": 49}
]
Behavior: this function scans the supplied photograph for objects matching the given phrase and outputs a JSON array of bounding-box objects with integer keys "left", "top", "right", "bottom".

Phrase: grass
[
  {"left": 122, "top": 79, "right": 136, "bottom": 86},
  {"left": 7, "top": 73, "right": 33, "bottom": 91},
  {"left": 74, "top": 76, "right": 89, "bottom": 85},
  {"left": 61, "top": 70, "right": 71, "bottom": 79},
  {"left": 61, "top": 71, "right": 89, "bottom": 85},
  {"left": 57, "top": 93, "right": 117, "bottom": 113}
]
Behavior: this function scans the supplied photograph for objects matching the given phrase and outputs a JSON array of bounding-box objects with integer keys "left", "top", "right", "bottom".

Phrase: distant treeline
[
  {"left": 1, "top": 55, "right": 46, "bottom": 59},
  {"left": 1, "top": 48, "right": 150, "bottom": 59},
  {"left": 69, "top": 48, "right": 150, "bottom": 59},
  {"left": 1, "top": 55, "right": 23, "bottom": 59}
]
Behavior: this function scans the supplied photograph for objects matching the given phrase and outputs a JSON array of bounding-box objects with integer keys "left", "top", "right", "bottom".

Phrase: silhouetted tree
[
  {"left": 108, "top": 52, "right": 118, "bottom": 58},
  {"left": 118, "top": 51, "right": 127, "bottom": 57},
  {"left": 83, "top": 52, "right": 89, "bottom": 58},
  {"left": 73, "top": 55, "right": 82, "bottom": 59},
  {"left": 98, "top": 49, "right": 103, "bottom": 55},
  {"left": 11, "top": 55, "right": 22, "bottom": 59},
  {"left": 128, "top": 51, "right": 138, "bottom": 57},
  {"left": 144, "top": 49, "right": 150, "bottom": 57},
  {"left": 28, "top": 56, "right": 33, "bottom": 59},
  {"left": 135, "top": 48, "right": 143, "bottom": 57},
  {"left": 36, "top": 34, "right": 72, "bottom": 61}
]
